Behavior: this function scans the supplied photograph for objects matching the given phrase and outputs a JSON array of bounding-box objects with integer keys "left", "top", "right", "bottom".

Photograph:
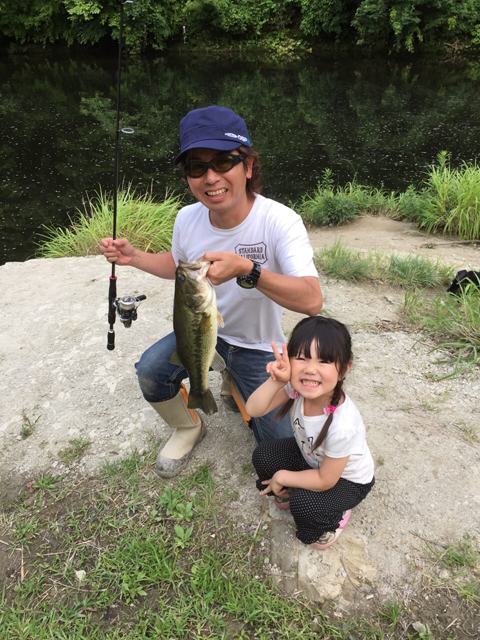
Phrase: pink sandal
[
  {"left": 310, "top": 510, "right": 352, "bottom": 550},
  {"left": 273, "top": 496, "right": 291, "bottom": 510}
]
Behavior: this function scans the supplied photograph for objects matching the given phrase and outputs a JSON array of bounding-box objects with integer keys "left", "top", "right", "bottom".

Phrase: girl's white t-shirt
[
  {"left": 171, "top": 194, "right": 318, "bottom": 352},
  {"left": 289, "top": 390, "right": 374, "bottom": 484}
]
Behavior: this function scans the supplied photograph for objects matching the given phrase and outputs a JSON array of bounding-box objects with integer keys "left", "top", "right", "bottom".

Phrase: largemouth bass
[{"left": 169, "top": 260, "right": 225, "bottom": 414}]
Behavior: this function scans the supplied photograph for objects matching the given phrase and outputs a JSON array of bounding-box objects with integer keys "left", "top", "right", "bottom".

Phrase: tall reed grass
[
  {"left": 415, "top": 151, "right": 480, "bottom": 241},
  {"left": 37, "top": 186, "right": 182, "bottom": 258}
]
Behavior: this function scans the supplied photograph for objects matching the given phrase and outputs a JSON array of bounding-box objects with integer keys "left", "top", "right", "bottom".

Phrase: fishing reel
[{"left": 114, "top": 294, "right": 146, "bottom": 328}]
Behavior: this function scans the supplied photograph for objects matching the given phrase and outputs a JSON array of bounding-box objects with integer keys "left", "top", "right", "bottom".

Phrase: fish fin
[
  {"left": 168, "top": 349, "right": 183, "bottom": 366},
  {"left": 217, "top": 311, "right": 224, "bottom": 327},
  {"left": 188, "top": 389, "right": 218, "bottom": 415},
  {"left": 211, "top": 351, "right": 226, "bottom": 372}
]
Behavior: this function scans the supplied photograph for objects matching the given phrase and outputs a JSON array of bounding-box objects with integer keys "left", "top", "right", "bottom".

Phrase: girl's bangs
[{"left": 287, "top": 317, "right": 351, "bottom": 366}]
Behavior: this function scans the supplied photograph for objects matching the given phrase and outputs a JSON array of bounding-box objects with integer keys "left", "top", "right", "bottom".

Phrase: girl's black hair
[{"left": 275, "top": 316, "right": 353, "bottom": 450}]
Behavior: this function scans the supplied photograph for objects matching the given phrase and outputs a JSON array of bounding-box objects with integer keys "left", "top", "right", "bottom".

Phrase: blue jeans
[{"left": 135, "top": 333, "right": 292, "bottom": 443}]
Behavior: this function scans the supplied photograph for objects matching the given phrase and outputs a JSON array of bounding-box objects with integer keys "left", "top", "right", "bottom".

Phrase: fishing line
[{"left": 107, "top": 0, "right": 145, "bottom": 351}]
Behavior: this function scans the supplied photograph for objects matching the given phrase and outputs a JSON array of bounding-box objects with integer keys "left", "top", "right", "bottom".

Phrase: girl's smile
[{"left": 289, "top": 339, "right": 352, "bottom": 412}]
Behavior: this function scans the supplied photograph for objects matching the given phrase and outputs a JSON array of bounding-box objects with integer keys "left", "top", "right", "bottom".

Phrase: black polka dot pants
[{"left": 252, "top": 437, "right": 375, "bottom": 545}]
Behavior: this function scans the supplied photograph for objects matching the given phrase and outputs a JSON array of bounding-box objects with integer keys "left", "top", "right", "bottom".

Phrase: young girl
[{"left": 246, "top": 316, "right": 375, "bottom": 550}]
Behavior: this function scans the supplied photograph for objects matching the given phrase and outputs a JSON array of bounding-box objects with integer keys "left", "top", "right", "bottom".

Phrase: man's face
[{"left": 185, "top": 148, "right": 254, "bottom": 225}]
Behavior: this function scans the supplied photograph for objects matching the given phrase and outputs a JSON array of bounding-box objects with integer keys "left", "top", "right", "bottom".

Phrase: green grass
[
  {"left": 296, "top": 169, "right": 395, "bottom": 227},
  {"left": 296, "top": 156, "right": 480, "bottom": 242},
  {"left": 404, "top": 283, "right": 480, "bottom": 379},
  {"left": 424, "top": 536, "right": 480, "bottom": 608},
  {"left": 314, "top": 240, "right": 454, "bottom": 289},
  {"left": 1, "top": 451, "right": 477, "bottom": 638},
  {"left": 36, "top": 185, "right": 182, "bottom": 258},
  {"left": 416, "top": 151, "right": 480, "bottom": 241},
  {"left": 58, "top": 437, "right": 92, "bottom": 465}
]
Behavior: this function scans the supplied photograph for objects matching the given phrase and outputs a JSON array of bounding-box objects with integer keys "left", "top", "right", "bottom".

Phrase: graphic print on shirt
[
  {"left": 235, "top": 242, "right": 267, "bottom": 264},
  {"left": 293, "top": 416, "right": 321, "bottom": 468}
]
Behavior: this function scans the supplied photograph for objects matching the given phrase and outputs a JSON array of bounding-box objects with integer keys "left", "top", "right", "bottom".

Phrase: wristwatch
[{"left": 236, "top": 261, "right": 262, "bottom": 289}]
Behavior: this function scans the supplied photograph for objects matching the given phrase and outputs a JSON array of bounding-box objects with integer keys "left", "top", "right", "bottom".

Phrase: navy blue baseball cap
[{"left": 174, "top": 105, "right": 251, "bottom": 165}]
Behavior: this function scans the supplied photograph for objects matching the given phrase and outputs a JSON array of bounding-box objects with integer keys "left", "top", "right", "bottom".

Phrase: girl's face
[{"left": 289, "top": 340, "right": 351, "bottom": 404}]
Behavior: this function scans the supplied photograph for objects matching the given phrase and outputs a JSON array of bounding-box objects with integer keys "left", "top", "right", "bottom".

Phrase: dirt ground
[{"left": 1, "top": 215, "right": 479, "bottom": 633}]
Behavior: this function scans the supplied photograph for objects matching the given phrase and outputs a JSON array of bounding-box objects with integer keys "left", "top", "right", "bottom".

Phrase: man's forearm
[
  {"left": 257, "top": 272, "right": 323, "bottom": 316},
  {"left": 130, "top": 250, "right": 177, "bottom": 279}
]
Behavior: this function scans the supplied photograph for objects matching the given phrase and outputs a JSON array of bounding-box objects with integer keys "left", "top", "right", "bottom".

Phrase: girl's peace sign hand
[{"left": 266, "top": 342, "right": 291, "bottom": 383}]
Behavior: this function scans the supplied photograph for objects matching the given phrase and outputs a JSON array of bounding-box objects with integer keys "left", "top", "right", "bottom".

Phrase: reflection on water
[{"left": 1, "top": 52, "right": 480, "bottom": 264}]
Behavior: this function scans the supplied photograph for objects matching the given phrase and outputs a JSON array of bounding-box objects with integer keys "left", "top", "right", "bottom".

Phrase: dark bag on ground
[{"left": 446, "top": 269, "right": 480, "bottom": 295}]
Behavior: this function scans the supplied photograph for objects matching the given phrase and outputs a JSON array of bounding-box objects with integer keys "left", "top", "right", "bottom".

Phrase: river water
[{"left": 1, "top": 51, "right": 480, "bottom": 264}]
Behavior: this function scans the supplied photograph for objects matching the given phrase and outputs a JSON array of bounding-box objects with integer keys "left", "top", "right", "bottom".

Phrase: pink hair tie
[
  {"left": 323, "top": 405, "right": 336, "bottom": 416},
  {"left": 289, "top": 389, "right": 299, "bottom": 399}
]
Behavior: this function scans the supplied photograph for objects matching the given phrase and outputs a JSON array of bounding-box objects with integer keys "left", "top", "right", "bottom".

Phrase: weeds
[
  {"left": 36, "top": 185, "right": 182, "bottom": 258},
  {"left": 1, "top": 455, "right": 476, "bottom": 638},
  {"left": 297, "top": 156, "right": 480, "bottom": 243},
  {"left": 58, "top": 437, "right": 92, "bottom": 465},
  {"left": 454, "top": 420, "right": 479, "bottom": 445},
  {"left": 425, "top": 536, "right": 480, "bottom": 608},
  {"left": 378, "top": 601, "right": 403, "bottom": 633},
  {"left": 296, "top": 169, "right": 392, "bottom": 227},
  {"left": 405, "top": 283, "right": 480, "bottom": 379},
  {"left": 20, "top": 411, "right": 41, "bottom": 439},
  {"left": 315, "top": 240, "right": 454, "bottom": 289},
  {"left": 386, "top": 254, "right": 451, "bottom": 289}
]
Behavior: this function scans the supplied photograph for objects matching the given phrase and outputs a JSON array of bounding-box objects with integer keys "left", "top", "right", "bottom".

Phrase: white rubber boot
[{"left": 151, "top": 384, "right": 206, "bottom": 478}]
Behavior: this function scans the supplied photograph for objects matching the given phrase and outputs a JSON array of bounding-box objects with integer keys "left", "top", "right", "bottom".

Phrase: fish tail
[{"left": 188, "top": 389, "right": 218, "bottom": 415}]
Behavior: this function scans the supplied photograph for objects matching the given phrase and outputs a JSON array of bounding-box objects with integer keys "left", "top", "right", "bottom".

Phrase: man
[{"left": 100, "top": 105, "right": 322, "bottom": 478}]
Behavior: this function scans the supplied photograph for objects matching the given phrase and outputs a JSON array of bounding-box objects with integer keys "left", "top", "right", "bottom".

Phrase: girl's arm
[
  {"left": 245, "top": 378, "right": 288, "bottom": 417},
  {"left": 246, "top": 341, "right": 290, "bottom": 417},
  {"left": 260, "top": 455, "right": 349, "bottom": 495}
]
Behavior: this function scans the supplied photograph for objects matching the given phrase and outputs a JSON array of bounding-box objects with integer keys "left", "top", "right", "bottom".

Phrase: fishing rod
[{"left": 107, "top": 0, "right": 146, "bottom": 350}]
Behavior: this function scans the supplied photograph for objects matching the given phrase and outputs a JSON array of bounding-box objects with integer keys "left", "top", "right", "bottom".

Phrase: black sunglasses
[{"left": 182, "top": 153, "right": 246, "bottom": 178}]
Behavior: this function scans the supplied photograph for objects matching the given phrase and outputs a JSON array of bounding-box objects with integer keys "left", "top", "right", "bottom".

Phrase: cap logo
[{"left": 225, "top": 132, "right": 248, "bottom": 142}]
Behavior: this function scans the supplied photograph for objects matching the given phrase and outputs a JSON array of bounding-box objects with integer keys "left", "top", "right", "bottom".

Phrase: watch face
[{"left": 238, "top": 276, "right": 255, "bottom": 289}]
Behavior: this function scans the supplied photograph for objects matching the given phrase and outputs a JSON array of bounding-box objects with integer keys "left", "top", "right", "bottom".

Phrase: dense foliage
[{"left": 1, "top": 0, "right": 480, "bottom": 53}]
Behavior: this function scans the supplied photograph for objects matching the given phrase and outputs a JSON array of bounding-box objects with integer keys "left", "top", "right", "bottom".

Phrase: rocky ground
[{"left": 1, "top": 215, "right": 479, "bottom": 633}]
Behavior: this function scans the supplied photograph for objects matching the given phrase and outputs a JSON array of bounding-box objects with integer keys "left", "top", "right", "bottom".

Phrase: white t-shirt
[
  {"left": 171, "top": 194, "right": 319, "bottom": 351},
  {"left": 289, "top": 391, "right": 374, "bottom": 484}
]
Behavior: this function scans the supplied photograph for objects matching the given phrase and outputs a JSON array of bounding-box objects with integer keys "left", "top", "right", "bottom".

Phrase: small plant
[
  {"left": 28, "top": 472, "right": 60, "bottom": 505},
  {"left": 158, "top": 488, "right": 194, "bottom": 521},
  {"left": 440, "top": 536, "right": 478, "bottom": 571},
  {"left": 120, "top": 570, "right": 148, "bottom": 603},
  {"left": 174, "top": 524, "right": 194, "bottom": 548},
  {"left": 20, "top": 411, "right": 41, "bottom": 439},
  {"left": 378, "top": 600, "right": 403, "bottom": 632},
  {"left": 12, "top": 517, "right": 41, "bottom": 549},
  {"left": 455, "top": 421, "right": 479, "bottom": 445},
  {"left": 403, "top": 290, "right": 423, "bottom": 318},
  {"left": 58, "top": 437, "right": 92, "bottom": 465}
]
